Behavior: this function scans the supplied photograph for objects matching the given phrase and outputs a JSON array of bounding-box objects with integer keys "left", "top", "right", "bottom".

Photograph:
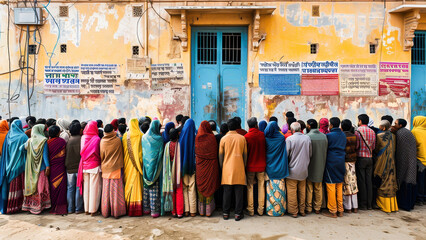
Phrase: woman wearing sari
[
  {"left": 258, "top": 120, "right": 267, "bottom": 133},
  {"left": 47, "top": 126, "right": 68, "bottom": 215},
  {"left": 22, "top": 124, "right": 51, "bottom": 214},
  {"left": 374, "top": 120, "right": 398, "bottom": 213},
  {"left": 264, "top": 121, "right": 289, "bottom": 216},
  {"left": 179, "top": 119, "right": 197, "bottom": 216},
  {"left": 77, "top": 120, "right": 102, "bottom": 216},
  {"left": 195, "top": 121, "right": 219, "bottom": 216},
  {"left": 57, "top": 118, "right": 71, "bottom": 142},
  {"left": 142, "top": 120, "right": 164, "bottom": 218},
  {"left": 162, "top": 122, "right": 175, "bottom": 144},
  {"left": 0, "top": 120, "right": 27, "bottom": 214},
  {"left": 100, "top": 124, "right": 126, "bottom": 218},
  {"left": 122, "top": 118, "right": 144, "bottom": 216}
]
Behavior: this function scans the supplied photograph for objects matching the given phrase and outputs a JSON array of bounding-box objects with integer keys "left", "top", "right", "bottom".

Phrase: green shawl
[{"left": 24, "top": 124, "right": 47, "bottom": 196}]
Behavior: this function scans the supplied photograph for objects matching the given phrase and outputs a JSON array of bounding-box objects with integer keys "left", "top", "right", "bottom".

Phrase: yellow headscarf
[{"left": 412, "top": 116, "right": 426, "bottom": 166}]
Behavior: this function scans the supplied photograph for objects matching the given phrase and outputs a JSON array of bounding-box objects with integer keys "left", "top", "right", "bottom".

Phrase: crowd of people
[{"left": 0, "top": 112, "right": 424, "bottom": 221}]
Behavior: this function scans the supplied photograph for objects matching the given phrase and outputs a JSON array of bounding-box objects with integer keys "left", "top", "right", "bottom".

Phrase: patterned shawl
[
  {"left": 374, "top": 130, "right": 398, "bottom": 198},
  {"left": 142, "top": 120, "right": 164, "bottom": 186},
  {"left": 395, "top": 128, "right": 417, "bottom": 185},
  {"left": 319, "top": 118, "right": 330, "bottom": 134},
  {"left": 195, "top": 121, "right": 219, "bottom": 197},
  {"left": 24, "top": 124, "right": 48, "bottom": 196},
  {"left": 161, "top": 142, "right": 173, "bottom": 215}
]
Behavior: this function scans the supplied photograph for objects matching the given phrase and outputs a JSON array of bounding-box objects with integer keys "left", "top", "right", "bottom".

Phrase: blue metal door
[
  {"left": 191, "top": 27, "right": 247, "bottom": 127},
  {"left": 411, "top": 31, "right": 426, "bottom": 124}
]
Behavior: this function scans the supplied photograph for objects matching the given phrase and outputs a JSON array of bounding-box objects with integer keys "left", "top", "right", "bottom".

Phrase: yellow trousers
[{"left": 326, "top": 183, "right": 343, "bottom": 214}]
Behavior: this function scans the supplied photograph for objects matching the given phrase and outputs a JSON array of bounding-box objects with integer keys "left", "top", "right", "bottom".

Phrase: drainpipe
[{"left": 144, "top": 0, "right": 149, "bottom": 57}]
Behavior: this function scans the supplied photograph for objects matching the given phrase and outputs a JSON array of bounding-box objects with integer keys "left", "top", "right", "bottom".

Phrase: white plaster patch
[
  {"left": 85, "top": 4, "right": 118, "bottom": 32},
  {"left": 113, "top": 5, "right": 141, "bottom": 44}
]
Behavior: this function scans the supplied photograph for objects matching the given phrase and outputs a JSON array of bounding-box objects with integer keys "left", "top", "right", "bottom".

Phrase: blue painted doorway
[
  {"left": 411, "top": 31, "right": 426, "bottom": 125},
  {"left": 191, "top": 27, "right": 248, "bottom": 127}
]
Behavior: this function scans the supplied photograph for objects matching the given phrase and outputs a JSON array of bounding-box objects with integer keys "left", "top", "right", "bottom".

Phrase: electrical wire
[
  {"left": 148, "top": 0, "right": 176, "bottom": 36},
  {"left": 43, "top": 0, "right": 60, "bottom": 66}
]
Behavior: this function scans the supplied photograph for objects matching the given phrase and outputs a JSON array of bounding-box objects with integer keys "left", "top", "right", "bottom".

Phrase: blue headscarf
[
  {"left": 162, "top": 122, "right": 175, "bottom": 143},
  {"left": 0, "top": 120, "right": 28, "bottom": 213},
  {"left": 179, "top": 118, "right": 196, "bottom": 176},
  {"left": 264, "top": 121, "right": 289, "bottom": 180},
  {"left": 259, "top": 120, "right": 267, "bottom": 132},
  {"left": 142, "top": 120, "right": 164, "bottom": 187}
]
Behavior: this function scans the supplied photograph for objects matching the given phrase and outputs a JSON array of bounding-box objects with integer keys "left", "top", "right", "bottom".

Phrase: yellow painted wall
[{"left": 0, "top": 1, "right": 417, "bottom": 126}]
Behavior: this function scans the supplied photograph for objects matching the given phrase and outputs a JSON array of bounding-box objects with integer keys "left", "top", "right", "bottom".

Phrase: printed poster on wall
[
  {"left": 151, "top": 63, "right": 184, "bottom": 81},
  {"left": 44, "top": 66, "right": 80, "bottom": 94},
  {"left": 339, "top": 64, "right": 378, "bottom": 96},
  {"left": 301, "top": 61, "right": 339, "bottom": 95},
  {"left": 379, "top": 62, "right": 410, "bottom": 97},
  {"left": 258, "top": 62, "right": 301, "bottom": 95},
  {"left": 80, "top": 64, "right": 121, "bottom": 94}
]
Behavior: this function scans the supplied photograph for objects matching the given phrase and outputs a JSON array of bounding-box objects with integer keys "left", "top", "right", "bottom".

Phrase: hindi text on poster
[
  {"left": 258, "top": 62, "right": 301, "bottom": 95},
  {"left": 301, "top": 61, "right": 339, "bottom": 96},
  {"left": 80, "top": 64, "right": 121, "bottom": 94},
  {"left": 44, "top": 66, "right": 80, "bottom": 94},
  {"left": 379, "top": 62, "right": 410, "bottom": 97},
  {"left": 339, "top": 64, "right": 378, "bottom": 96}
]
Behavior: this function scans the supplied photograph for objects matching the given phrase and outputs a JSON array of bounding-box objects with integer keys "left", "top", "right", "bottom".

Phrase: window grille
[
  {"left": 59, "top": 6, "right": 69, "bottom": 17},
  {"left": 412, "top": 32, "right": 425, "bottom": 65},
  {"left": 132, "top": 46, "right": 139, "bottom": 56},
  {"left": 312, "top": 5, "right": 320, "bottom": 17},
  {"left": 310, "top": 44, "right": 318, "bottom": 54},
  {"left": 60, "top": 44, "right": 67, "bottom": 53},
  {"left": 222, "top": 33, "right": 241, "bottom": 65},
  {"left": 28, "top": 44, "right": 37, "bottom": 54},
  {"left": 133, "top": 6, "right": 143, "bottom": 17},
  {"left": 197, "top": 32, "right": 217, "bottom": 65},
  {"left": 369, "top": 43, "right": 377, "bottom": 54}
]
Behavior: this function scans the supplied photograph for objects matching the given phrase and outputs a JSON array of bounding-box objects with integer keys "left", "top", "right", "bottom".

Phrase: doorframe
[{"left": 190, "top": 26, "right": 249, "bottom": 125}]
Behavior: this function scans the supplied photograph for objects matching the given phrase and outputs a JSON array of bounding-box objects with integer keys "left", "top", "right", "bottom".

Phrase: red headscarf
[
  {"left": 111, "top": 119, "right": 118, "bottom": 131},
  {"left": 195, "top": 121, "right": 219, "bottom": 197},
  {"left": 319, "top": 118, "right": 330, "bottom": 134}
]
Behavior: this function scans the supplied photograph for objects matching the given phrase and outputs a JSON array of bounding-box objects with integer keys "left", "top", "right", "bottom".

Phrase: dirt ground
[{"left": 1, "top": 206, "right": 426, "bottom": 240}]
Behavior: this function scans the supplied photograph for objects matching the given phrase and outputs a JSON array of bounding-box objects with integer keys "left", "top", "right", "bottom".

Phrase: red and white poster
[
  {"left": 379, "top": 62, "right": 410, "bottom": 97},
  {"left": 301, "top": 61, "right": 339, "bottom": 95}
]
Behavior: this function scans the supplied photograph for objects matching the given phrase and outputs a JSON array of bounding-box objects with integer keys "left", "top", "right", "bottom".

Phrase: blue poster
[{"left": 259, "top": 74, "right": 301, "bottom": 95}]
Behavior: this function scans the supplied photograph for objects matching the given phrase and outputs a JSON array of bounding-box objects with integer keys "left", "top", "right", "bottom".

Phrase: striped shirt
[{"left": 355, "top": 125, "right": 376, "bottom": 158}]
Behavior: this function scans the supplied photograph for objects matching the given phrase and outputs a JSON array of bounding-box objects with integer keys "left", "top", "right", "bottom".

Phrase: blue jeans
[{"left": 67, "top": 173, "right": 84, "bottom": 213}]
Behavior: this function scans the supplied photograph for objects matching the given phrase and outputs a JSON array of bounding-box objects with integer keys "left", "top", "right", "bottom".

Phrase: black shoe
[
  {"left": 235, "top": 214, "right": 244, "bottom": 221},
  {"left": 223, "top": 214, "right": 229, "bottom": 220}
]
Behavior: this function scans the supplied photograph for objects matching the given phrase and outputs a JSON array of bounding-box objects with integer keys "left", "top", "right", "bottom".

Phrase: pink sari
[{"left": 77, "top": 121, "right": 101, "bottom": 194}]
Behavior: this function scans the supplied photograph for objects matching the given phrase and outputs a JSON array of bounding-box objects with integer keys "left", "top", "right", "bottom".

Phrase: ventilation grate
[
  {"left": 132, "top": 46, "right": 139, "bottom": 56},
  {"left": 310, "top": 43, "right": 318, "bottom": 54},
  {"left": 369, "top": 43, "right": 377, "bottom": 54},
  {"left": 312, "top": 5, "right": 320, "bottom": 17},
  {"left": 132, "top": 6, "right": 143, "bottom": 17},
  {"left": 60, "top": 44, "right": 67, "bottom": 53},
  {"left": 28, "top": 44, "right": 37, "bottom": 54},
  {"left": 59, "top": 6, "right": 69, "bottom": 17},
  {"left": 197, "top": 32, "right": 217, "bottom": 65}
]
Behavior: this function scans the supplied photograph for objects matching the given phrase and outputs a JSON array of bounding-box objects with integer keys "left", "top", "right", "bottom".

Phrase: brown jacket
[
  {"left": 219, "top": 131, "right": 247, "bottom": 185},
  {"left": 100, "top": 131, "right": 124, "bottom": 175}
]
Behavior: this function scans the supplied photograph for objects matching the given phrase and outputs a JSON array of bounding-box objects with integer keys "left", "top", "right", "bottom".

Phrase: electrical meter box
[{"left": 14, "top": 8, "right": 43, "bottom": 25}]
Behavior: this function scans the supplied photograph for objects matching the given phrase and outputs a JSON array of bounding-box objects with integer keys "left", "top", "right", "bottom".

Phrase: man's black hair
[
  {"left": 381, "top": 115, "right": 394, "bottom": 125},
  {"left": 247, "top": 117, "right": 258, "bottom": 129},
  {"left": 141, "top": 122, "right": 150, "bottom": 134},
  {"left": 227, "top": 118, "right": 238, "bottom": 131},
  {"left": 97, "top": 119, "right": 103, "bottom": 128},
  {"left": 269, "top": 116, "right": 278, "bottom": 123},
  {"left": 286, "top": 111, "right": 295, "bottom": 118},
  {"left": 330, "top": 117, "right": 341, "bottom": 128},
  {"left": 118, "top": 124, "right": 127, "bottom": 135},
  {"left": 208, "top": 120, "right": 217, "bottom": 131},
  {"left": 341, "top": 119, "right": 352, "bottom": 132},
  {"left": 81, "top": 121, "right": 87, "bottom": 130},
  {"left": 70, "top": 123, "right": 81, "bottom": 136},
  {"left": 287, "top": 117, "right": 297, "bottom": 127},
  {"left": 297, "top": 120, "right": 306, "bottom": 132},
  {"left": 46, "top": 118, "right": 56, "bottom": 127},
  {"left": 71, "top": 119, "right": 80, "bottom": 125},
  {"left": 176, "top": 114, "right": 183, "bottom": 123},
  {"left": 397, "top": 118, "right": 408, "bottom": 128},
  {"left": 104, "top": 124, "right": 114, "bottom": 133},
  {"left": 181, "top": 116, "right": 189, "bottom": 126},
  {"left": 48, "top": 125, "right": 61, "bottom": 138},
  {"left": 36, "top": 118, "right": 47, "bottom": 125},
  {"left": 307, "top": 119, "right": 318, "bottom": 129},
  {"left": 118, "top": 118, "right": 126, "bottom": 125},
  {"left": 358, "top": 114, "right": 369, "bottom": 125},
  {"left": 10, "top": 117, "right": 19, "bottom": 124},
  {"left": 169, "top": 128, "right": 179, "bottom": 141},
  {"left": 220, "top": 123, "right": 229, "bottom": 135}
]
